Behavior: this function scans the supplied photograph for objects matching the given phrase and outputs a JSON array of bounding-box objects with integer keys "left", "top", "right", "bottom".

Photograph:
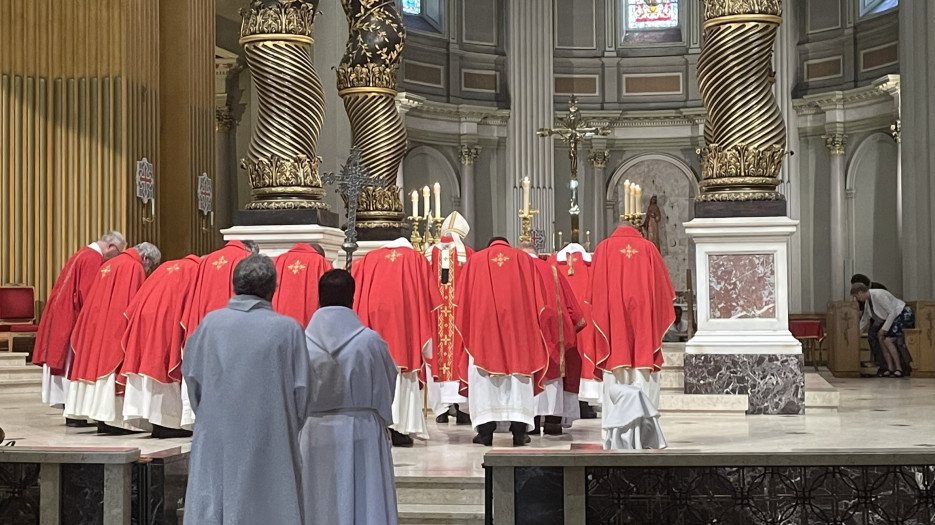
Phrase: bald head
[
  {"left": 97, "top": 231, "right": 126, "bottom": 260},
  {"left": 307, "top": 243, "right": 325, "bottom": 257}
]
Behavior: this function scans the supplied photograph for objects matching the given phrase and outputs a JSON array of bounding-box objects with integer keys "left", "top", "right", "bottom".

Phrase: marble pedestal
[
  {"left": 221, "top": 224, "right": 345, "bottom": 259},
  {"left": 683, "top": 217, "right": 804, "bottom": 414}
]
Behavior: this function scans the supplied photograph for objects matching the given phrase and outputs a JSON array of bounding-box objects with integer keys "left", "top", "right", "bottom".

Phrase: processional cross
[
  {"left": 537, "top": 95, "right": 610, "bottom": 243},
  {"left": 323, "top": 147, "right": 383, "bottom": 270}
]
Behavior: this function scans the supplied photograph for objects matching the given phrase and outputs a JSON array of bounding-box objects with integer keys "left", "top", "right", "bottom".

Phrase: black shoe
[
  {"left": 472, "top": 433, "right": 493, "bottom": 446},
  {"left": 435, "top": 412, "right": 450, "bottom": 423},
  {"left": 512, "top": 432, "right": 530, "bottom": 447},
  {"left": 455, "top": 410, "right": 472, "bottom": 425},
  {"left": 96, "top": 422, "right": 138, "bottom": 435},
  {"left": 579, "top": 401, "right": 598, "bottom": 419},
  {"left": 531, "top": 416, "right": 541, "bottom": 435},
  {"left": 151, "top": 425, "right": 193, "bottom": 439},
  {"left": 65, "top": 418, "right": 94, "bottom": 428},
  {"left": 390, "top": 429, "right": 414, "bottom": 447}
]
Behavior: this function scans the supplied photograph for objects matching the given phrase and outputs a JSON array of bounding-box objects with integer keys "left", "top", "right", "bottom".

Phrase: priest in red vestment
[
  {"left": 121, "top": 255, "right": 200, "bottom": 437},
  {"left": 272, "top": 243, "right": 333, "bottom": 326},
  {"left": 352, "top": 238, "right": 441, "bottom": 447},
  {"left": 64, "top": 243, "right": 161, "bottom": 434},
  {"left": 32, "top": 231, "right": 126, "bottom": 420},
  {"left": 588, "top": 224, "right": 675, "bottom": 409},
  {"left": 181, "top": 240, "right": 256, "bottom": 344},
  {"left": 425, "top": 212, "right": 474, "bottom": 425},
  {"left": 548, "top": 243, "right": 600, "bottom": 418},
  {"left": 522, "top": 244, "right": 585, "bottom": 436},
  {"left": 456, "top": 238, "right": 556, "bottom": 447}
]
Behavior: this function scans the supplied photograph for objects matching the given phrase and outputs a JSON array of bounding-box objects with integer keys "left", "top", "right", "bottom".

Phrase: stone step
[
  {"left": 397, "top": 503, "right": 484, "bottom": 525},
  {"left": 658, "top": 392, "right": 749, "bottom": 413},
  {"left": 0, "top": 352, "right": 30, "bottom": 367},
  {"left": 0, "top": 378, "right": 42, "bottom": 394},
  {"left": 661, "top": 343, "right": 685, "bottom": 369},
  {"left": 0, "top": 366, "right": 43, "bottom": 380},
  {"left": 396, "top": 476, "right": 485, "bottom": 506},
  {"left": 804, "top": 373, "right": 840, "bottom": 410},
  {"left": 659, "top": 369, "right": 684, "bottom": 390}
]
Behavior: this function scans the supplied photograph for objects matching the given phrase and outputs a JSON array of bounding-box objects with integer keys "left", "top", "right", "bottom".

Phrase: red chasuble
[
  {"left": 531, "top": 256, "right": 586, "bottom": 391},
  {"left": 455, "top": 241, "right": 556, "bottom": 393},
  {"left": 427, "top": 243, "right": 474, "bottom": 382},
  {"left": 547, "top": 251, "right": 596, "bottom": 387},
  {"left": 68, "top": 249, "right": 146, "bottom": 393},
  {"left": 271, "top": 244, "right": 333, "bottom": 326},
  {"left": 181, "top": 240, "right": 251, "bottom": 344},
  {"left": 122, "top": 255, "right": 201, "bottom": 385},
  {"left": 588, "top": 226, "right": 675, "bottom": 373},
  {"left": 352, "top": 245, "right": 441, "bottom": 375},
  {"left": 32, "top": 246, "right": 104, "bottom": 373}
]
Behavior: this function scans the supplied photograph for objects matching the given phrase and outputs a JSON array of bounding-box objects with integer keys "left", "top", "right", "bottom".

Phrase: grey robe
[
  {"left": 300, "top": 306, "right": 399, "bottom": 525},
  {"left": 182, "top": 295, "right": 310, "bottom": 525}
]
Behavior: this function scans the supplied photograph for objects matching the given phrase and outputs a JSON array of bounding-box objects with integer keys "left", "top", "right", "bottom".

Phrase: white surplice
[
  {"left": 122, "top": 376, "right": 183, "bottom": 430},
  {"left": 466, "top": 358, "right": 535, "bottom": 431}
]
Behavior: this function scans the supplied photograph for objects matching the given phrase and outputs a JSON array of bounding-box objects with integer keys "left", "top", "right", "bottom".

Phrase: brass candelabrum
[
  {"left": 409, "top": 215, "right": 424, "bottom": 252},
  {"left": 518, "top": 208, "right": 539, "bottom": 244},
  {"left": 409, "top": 215, "right": 445, "bottom": 252},
  {"left": 621, "top": 212, "right": 644, "bottom": 230}
]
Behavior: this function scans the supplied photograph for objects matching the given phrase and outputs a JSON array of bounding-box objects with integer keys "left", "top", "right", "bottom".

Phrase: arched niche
[
  {"left": 845, "top": 132, "right": 901, "bottom": 295},
  {"left": 401, "top": 145, "right": 461, "bottom": 218},
  {"left": 605, "top": 153, "right": 699, "bottom": 291}
]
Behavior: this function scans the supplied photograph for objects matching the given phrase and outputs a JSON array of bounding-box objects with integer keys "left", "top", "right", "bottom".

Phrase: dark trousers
[
  {"left": 476, "top": 421, "right": 526, "bottom": 437},
  {"left": 868, "top": 318, "right": 887, "bottom": 370}
]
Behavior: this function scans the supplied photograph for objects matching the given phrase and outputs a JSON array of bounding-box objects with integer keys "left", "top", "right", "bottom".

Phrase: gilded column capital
[
  {"left": 458, "top": 145, "right": 481, "bottom": 166},
  {"left": 890, "top": 120, "right": 901, "bottom": 144},
  {"left": 703, "top": 0, "right": 782, "bottom": 19},
  {"left": 240, "top": 0, "right": 319, "bottom": 40},
  {"left": 823, "top": 133, "right": 847, "bottom": 156},
  {"left": 587, "top": 149, "right": 610, "bottom": 169},
  {"left": 215, "top": 105, "right": 237, "bottom": 133}
]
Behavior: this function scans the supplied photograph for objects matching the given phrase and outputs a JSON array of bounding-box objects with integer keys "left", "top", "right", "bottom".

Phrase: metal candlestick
[
  {"left": 518, "top": 208, "right": 539, "bottom": 244},
  {"left": 409, "top": 215, "right": 424, "bottom": 252}
]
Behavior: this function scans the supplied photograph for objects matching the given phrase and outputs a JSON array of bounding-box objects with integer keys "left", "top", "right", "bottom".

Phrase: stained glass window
[
  {"left": 402, "top": 0, "right": 421, "bottom": 16},
  {"left": 626, "top": 0, "right": 678, "bottom": 30}
]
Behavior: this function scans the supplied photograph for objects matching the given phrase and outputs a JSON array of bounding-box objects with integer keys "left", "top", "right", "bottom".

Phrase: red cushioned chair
[{"left": 0, "top": 285, "right": 39, "bottom": 352}]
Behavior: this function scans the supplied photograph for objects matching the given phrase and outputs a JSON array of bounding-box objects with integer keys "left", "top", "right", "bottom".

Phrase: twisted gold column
[
  {"left": 337, "top": 0, "right": 407, "bottom": 231},
  {"left": 696, "top": 0, "right": 786, "bottom": 205},
  {"left": 240, "top": 1, "right": 328, "bottom": 210}
]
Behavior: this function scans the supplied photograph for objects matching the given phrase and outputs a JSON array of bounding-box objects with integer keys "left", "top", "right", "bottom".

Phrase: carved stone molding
[
  {"left": 823, "top": 133, "right": 848, "bottom": 156},
  {"left": 458, "top": 145, "right": 481, "bottom": 166},
  {"left": 587, "top": 149, "right": 610, "bottom": 169},
  {"left": 890, "top": 120, "right": 901, "bottom": 144}
]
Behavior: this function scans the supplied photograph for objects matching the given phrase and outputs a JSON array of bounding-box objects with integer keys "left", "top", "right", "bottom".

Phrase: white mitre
[
  {"left": 426, "top": 211, "right": 471, "bottom": 264},
  {"left": 556, "top": 242, "right": 592, "bottom": 262}
]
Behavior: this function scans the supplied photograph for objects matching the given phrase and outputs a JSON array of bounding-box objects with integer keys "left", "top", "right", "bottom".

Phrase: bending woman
[{"left": 851, "top": 282, "right": 913, "bottom": 377}]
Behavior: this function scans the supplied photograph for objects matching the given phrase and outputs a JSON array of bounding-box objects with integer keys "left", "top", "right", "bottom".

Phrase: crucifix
[
  {"left": 537, "top": 95, "right": 610, "bottom": 244},
  {"left": 323, "top": 147, "right": 383, "bottom": 270}
]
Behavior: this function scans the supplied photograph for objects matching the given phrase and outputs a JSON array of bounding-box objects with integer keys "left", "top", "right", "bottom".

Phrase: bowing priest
[
  {"left": 425, "top": 211, "right": 473, "bottom": 425},
  {"left": 548, "top": 242, "right": 600, "bottom": 418},
  {"left": 183, "top": 255, "right": 310, "bottom": 525},
  {"left": 301, "top": 269, "right": 399, "bottom": 525},
  {"left": 588, "top": 223, "right": 675, "bottom": 410},
  {"left": 65, "top": 242, "right": 162, "bottom": 434},
  {"left": 272, "top": 242, "right": 332, "bottom": 326},
  {"left": 521, "top": 243, "right": 586, "bottom": 435},
  {"left": 32, "top": 231, "right": 126, "bottom": 421},
  {"left": 456, "top": 237, "right": 555, "bottom": 447},
  {"left": 121, "top": 255, "right": 201, "bottom": 438},
  {"left": 352, "top": 237, "right": 441, "bottom": 447}
]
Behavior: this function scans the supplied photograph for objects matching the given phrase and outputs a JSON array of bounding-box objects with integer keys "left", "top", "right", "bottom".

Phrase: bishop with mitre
[
  {"left": 352, "top": 238, "right": 441, "bottom": 447},
  {"left": 271, "top": 242, "right": 332, "bottom": 326},
  {"left": 65, "top": 242, "right": 162, "bottom": 433},
  {"left": 425, "top": 211, "right": 474, "bottom": 424},
  {"left": 121, "top": 255, "right": 200, "bottom": 438},
  {"left": 588, "top": 223, "right": 675, "bottom": 409}
]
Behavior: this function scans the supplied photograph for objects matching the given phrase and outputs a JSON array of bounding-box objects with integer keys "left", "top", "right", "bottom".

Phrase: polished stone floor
[{"left": 2, "top": 372, "right": 932, "bottom": 480}]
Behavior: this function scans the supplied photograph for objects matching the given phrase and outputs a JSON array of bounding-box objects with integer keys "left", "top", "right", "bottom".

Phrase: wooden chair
[{"left": 0, "top": 285, "right": 39, "bottom": 353}]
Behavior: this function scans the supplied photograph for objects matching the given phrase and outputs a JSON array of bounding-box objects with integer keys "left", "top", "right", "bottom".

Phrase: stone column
[
  {"left": 215, "top": 104, "right": 239, "bottom": 233},
  {"left": 458, "top": 144, "right": 481, "bottom": 242},
  {"left": 587, "top": 148, "right": 609, "bottom": 244},
  {"left": 506, "top": 0, "right": 554, "bottom": 242},
  {"left": 825, "top": 133, "right": 847, "bottom": 301}
]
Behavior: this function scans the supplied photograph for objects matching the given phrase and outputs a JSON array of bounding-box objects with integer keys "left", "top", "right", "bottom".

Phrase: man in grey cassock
[
  {"left": 182, "top": 255, "right": 310, "bottom": 525},
  {"left": 300, "top": 269, "right": 399, "bottom": 525}
]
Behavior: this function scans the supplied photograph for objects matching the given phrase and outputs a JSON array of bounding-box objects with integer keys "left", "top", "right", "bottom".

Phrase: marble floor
[{"left": 2, "top": 372, "right": 933, "bottom": 480}]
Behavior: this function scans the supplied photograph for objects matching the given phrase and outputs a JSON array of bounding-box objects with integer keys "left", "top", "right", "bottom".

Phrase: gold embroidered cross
[
  {"left": 287, "top": 260, "right": 306, "bottom": 275},
  {"left": 385, "top": 250, "right": 400, "bottom": 262},
  {"left": 166, "top": 264, "right": 180, "bottom": 274},
  {"left": 212, "top": 256, "right": 229, "bottom": 270},
  {"left": 100, "top": 266, "right": 112, "bottom": 278},
  {"left": 491, "top": 252, "right": 510, "bottom": 267},
  {"left": 439, "top": 362, "right": 450, "bottom": 376},
  {"left": 621, "top": 244, "right": 639, "bottom": 259},
  {"left": 567, "top": 253, "right": 576, "bottom": 276}
]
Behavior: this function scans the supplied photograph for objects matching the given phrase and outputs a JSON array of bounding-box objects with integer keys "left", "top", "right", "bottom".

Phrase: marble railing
[{"left": 484, "top": 447, "right": 935, "bottom": 525}]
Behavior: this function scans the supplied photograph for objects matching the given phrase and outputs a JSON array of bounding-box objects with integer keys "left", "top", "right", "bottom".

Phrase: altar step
[
  {"left": 396, "top": 475, "right": 484, "bottom": 525},
  {"left": 0, "top": 352, "right": 41, "bottom": 394},
  {"left": 805, "top": 372, "right": 840, "bottom": 410}
]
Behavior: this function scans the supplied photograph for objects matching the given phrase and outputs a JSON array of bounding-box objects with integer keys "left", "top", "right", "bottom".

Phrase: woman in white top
[{"left": 851, "top": 282, "right": 913, "bottom": 377}]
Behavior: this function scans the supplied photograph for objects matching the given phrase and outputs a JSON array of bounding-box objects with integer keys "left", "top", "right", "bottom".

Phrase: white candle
[
  {"left": 422, "top": 186, "right": 431, "bottom": 218},
  {"left": 635, "top": 185, "right": 643, "bottom": 214},
  {"left": 433, "top": 182, "right": 441, "bottom": 219},
  {"left": 630, "top": 185, "right": 638, "bottom": 216},
  {"left": 411, "top": 190, "right": 419, "bottom": 217},
  {"left": 522, "top": 177, "right": 531, "bottom": 214},
  {"left": 623, "top": 180, "right": 631, "bottom": 215}
]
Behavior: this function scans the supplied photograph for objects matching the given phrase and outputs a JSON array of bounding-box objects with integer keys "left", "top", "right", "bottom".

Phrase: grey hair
[
  {"left": 850, "top": 282, "right": 869, "bottom": 296},
  {"left": 134, "top": 242, "right": 162, "bottom": 272},
  {"left": 233, "top": 254, "right": 277, "bottom": 298},
  {"left": 242, "top": 240, "right": 261, "bottom": 254},
  {"left": 99, "top": 230, "right": 126, "bottom": 248}
]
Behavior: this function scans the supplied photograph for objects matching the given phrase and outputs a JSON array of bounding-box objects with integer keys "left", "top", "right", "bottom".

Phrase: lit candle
[
  {"left": 433, "top": 182, "right": 441, "bottom": 219},
  {"left": 522, "top": 177, "right": 531, "bottom": 214},
  {"left": 422, "top": 186, "right": 431, "bottom": 218},
  {"left": 411, "top": 190, "right": 419, "bottom": 217},
  {"left": 623, "top": 180, "right": 631, "bottom": 216}
]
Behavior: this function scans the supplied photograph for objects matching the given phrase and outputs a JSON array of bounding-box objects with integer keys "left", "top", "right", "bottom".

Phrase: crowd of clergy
[{"left": 29, "top": 211, "right": 676, "bottom": 524}]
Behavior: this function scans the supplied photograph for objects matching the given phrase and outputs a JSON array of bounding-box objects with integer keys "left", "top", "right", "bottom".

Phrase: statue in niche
[{"left": 641, "top": 195, "right": 662, "bottom": 252}]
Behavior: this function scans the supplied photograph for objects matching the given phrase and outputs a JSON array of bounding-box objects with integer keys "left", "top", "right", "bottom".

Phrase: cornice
[{"left": 794, "top": 77, "right": 897, "bottom": 115}]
